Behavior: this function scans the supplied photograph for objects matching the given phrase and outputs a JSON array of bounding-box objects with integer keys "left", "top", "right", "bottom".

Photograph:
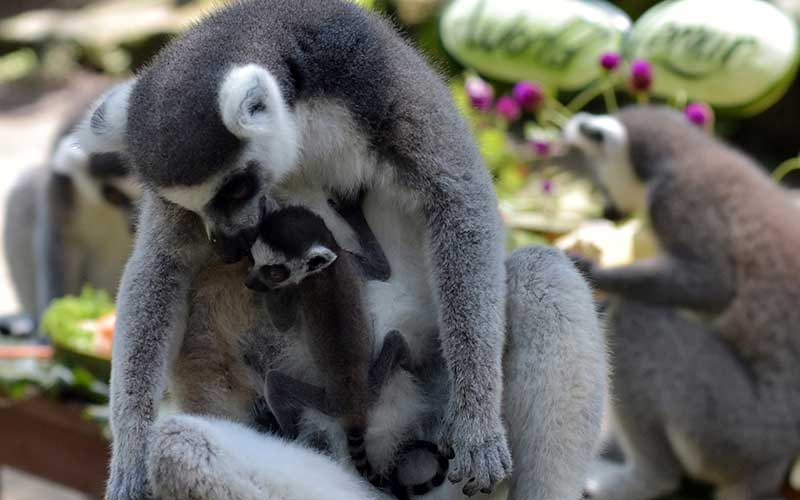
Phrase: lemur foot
[{"left": 438, "top": 409, "right": 512, "bottom": 496}]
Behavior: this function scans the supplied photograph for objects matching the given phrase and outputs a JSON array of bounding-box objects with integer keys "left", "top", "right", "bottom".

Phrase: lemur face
[
  {"left": 76, "top": 66, "right": 301, "bottom": 263},
  {"left": 160, "top": 65, "right": 301, "bottom": 263},
  {"left": 563, "top": 113, "right": 647, "bottom": 218},
  {"left": 245, "top": 205, "right": 338, "bottom": 292},
  {"left": 246, "top": 239, "right": 336, "bottom": 291},
  {"left": 159, "top": 161, "right": 280, "bottom": 263},
  {"left": 52, "top": 135, "right": 142, "bottom": 232}
]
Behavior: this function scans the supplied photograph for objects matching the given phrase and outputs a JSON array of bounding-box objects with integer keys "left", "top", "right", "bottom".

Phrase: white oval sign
[
  {"left": 625, "top": 0, "right": 800, "bottom": 115},
  {"left": 440, "top": 0, "right": 631, "bottom": 90}
]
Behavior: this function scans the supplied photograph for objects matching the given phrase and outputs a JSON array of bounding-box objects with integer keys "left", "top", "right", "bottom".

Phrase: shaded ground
[{"left": 1, "top": 467, "right": 86, "bottom": 500}]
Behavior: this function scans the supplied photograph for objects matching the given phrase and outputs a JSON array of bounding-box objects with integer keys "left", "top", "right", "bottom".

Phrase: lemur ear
[
  {"left": 50, "top": 134, "right": 88, "bottom": 176},
  {"left": 219, "top": 64, "right": 285, "bottom": 138},
  {"left": 305, "top": 245, "right": 337, "bottom": 274},
  {"left": 76, "top": 79, "right": 135, "bottom": 154}
]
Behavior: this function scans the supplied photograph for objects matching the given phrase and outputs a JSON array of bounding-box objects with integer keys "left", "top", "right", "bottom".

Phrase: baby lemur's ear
[{"left": 305, "top": 245, "right": 337, "bottom": 274}]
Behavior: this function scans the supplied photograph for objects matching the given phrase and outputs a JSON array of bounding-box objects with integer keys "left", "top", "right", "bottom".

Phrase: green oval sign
[
  {"left": 440, "top": 0, "right": 631, "bottom": 90},
  {"left": 626, "top": 0, "right": 800, "bottom": 115}
]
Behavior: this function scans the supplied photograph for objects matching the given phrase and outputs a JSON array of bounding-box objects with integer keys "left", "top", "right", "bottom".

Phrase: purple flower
[
  {"left": 465, "top": 76, "right": 494, "bottom": 112},
  {"left": 599, "top": 52, "right": 622, "bottom": 71},
  {"left": 684, "top": 102, "right": 714, "bottom": 128},
  {"left": 512, "top": 81, "right": 544, "bottom": 112},
  {"left": 496, "top": 96, "right": 521, "bottom": 122},
  {"left": 541, "top": 179, "right": 555, "bottom": 194},
  {"left": 530, "top": 140, "right": 551, "bottom": 157},
  {"left": 629, "top": 59, "right": 653, "bottom": 92}
]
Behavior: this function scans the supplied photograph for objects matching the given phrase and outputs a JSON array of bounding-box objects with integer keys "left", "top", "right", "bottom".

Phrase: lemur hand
[{"left": 438, "top": 406, "right": 512, "bottom": 496}]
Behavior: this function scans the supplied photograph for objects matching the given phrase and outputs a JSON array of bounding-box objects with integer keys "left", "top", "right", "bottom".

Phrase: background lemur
[
  {"left": 75, "top": 1, "right": 607, "bottom": 499},
  {"left": 247, "top": 204, "right": 447, "bottom": 498},
  {"left": 3, "top": 86, "right": 140, "bottom": 328},
  {"left": 564, "top": 106, "right": 800, "bottom": 500}
]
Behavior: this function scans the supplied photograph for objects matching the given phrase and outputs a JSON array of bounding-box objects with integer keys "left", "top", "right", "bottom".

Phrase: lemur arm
[
  {"left": 589, "top": 172, "right": 736, "bottom": 312},
  {"left": 396, "top": 143, "right": 508, "bottom": 493},
  {"left": 588, "top": 257, "right": 735, "bottom": 311},
  {"left": 331, "top": 191, "right": 391, "bottom": 282},
  {"left": 106, "top": 193, "right": 194, "bottom": 500},
  {"left": 33, "top": 173, "right": 79, "bottom": 318},
  {"left": 367, "top": 330, "right": 410, "bottom": 401}
]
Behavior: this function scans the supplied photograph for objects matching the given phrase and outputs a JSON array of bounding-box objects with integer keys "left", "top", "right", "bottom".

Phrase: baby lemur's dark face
[{"left": 246, "top": 205, "right": 339, "bottom": 292}]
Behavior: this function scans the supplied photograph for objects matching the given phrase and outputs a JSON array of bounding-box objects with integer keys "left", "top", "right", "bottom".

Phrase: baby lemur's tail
[
  {"left": 346, "top": 426, "right": 388, "bottom": 486},
  {"left": 347, "top": 428, "right": 448, "bottom": 500}
]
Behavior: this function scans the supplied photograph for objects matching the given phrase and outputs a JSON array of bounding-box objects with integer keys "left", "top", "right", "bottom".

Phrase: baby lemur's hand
[{"left": 438, "top": 406, "right": 512, "bottom": 496}]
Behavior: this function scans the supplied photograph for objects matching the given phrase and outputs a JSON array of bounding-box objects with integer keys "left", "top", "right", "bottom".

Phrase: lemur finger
[
  {"left": 485, "top": 446, "right": 510, "bottom": 491},
  {"left": 463, "top": 451, "right": 489, "bottom": 496},
  {"left": 447, "top": 450, "right": 466, "bottom": 484}
]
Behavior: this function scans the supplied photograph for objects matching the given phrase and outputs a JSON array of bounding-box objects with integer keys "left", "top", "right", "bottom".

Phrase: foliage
[{"left": 40, "top": 286, "right": 114, "bottom": 356}]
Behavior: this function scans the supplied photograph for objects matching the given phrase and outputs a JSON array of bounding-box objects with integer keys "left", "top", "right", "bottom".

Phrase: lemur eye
[
  {"left": 579, "top": 122, "right": 605, "bottom": 143},
  {"left": 263, "top": 264, "right": 290, "bottom": 283},
  {"left": 101, "top": 184, "right": 132, "bottom": 208},
  {"left": 228, "top": 178, "right": 254, "bottom": 201}
]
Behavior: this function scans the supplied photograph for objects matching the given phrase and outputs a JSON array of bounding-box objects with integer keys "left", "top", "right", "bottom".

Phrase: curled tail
[
  {"left": 346, "top": 427, "right": 392, "bottom": 489},
  {"left": 389, "top": 440, "right": 449, "bottom": 499},
  {"left": 347, "top": 431, "right": 448, "bottom": 500}
]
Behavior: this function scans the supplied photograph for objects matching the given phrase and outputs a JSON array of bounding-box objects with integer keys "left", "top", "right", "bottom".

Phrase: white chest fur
[{"left": 280, "top": 99, "right": 439, "bottom": 357}]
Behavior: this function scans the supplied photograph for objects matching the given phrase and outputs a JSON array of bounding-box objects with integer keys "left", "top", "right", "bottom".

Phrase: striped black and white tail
[{"left": 347, "top": 430, "right": 449, "bottom": 500}]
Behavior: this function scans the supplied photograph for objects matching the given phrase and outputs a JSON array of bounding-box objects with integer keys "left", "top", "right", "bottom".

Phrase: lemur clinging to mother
[
  {"left": 247, "top": 203, "right": 448, "bottom": 499},
  {"left": 565, "top": 106, "right": 800, "bottom": 500},
  {"left": 75, "top": 1, "right": 607, "bottom": 499}
]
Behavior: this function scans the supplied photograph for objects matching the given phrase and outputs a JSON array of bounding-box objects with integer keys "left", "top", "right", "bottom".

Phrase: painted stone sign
[
  {"left": 440, "top": 0, "right": 631, "bottom": 90},
  {"left": 626, "top": 0, "right": 800, "bottom": 115}
]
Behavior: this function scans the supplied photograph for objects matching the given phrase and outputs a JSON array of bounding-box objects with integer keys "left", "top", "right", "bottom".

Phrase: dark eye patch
[
  {"left": 579, "top": 122, "right": 605, "bottom": 143},
  {"left": 101, "top": 184, "right": 132, "bottom": 208},
  {"left": 263, "top": 264, "right": 290, "bottom": 283},
  {"left": 211, "top": 170, "right": 259, "bottom": 214}
]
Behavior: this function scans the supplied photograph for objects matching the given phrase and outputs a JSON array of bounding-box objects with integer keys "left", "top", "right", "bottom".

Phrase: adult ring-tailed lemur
[
  {"left": 3, "top": 82, "right": 140, "bottom": 334},
  {"left": 76, "top": 1, "right": 607, "bottom": 499}
]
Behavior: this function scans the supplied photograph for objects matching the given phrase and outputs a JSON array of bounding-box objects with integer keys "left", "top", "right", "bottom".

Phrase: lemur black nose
[
  {"left": 210, "top": 226, "right": 259, "bottom": 264},
  {"left": 245, "top": 270, "right": 269, "bottom": 292},
  {"left": 211, "top": 234, "right": 244, "bottom": 264}
]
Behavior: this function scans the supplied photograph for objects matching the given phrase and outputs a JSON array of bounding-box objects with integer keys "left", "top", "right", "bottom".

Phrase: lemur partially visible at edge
[
  {"left": 564, "top": 106, "right": 800, "bottom": 500},
  {"left": 3, "top": 84, "right": 140, "bottom": 332},
  {"left": 74, "top": 1, "right": 607, "bottom": 499},
  {"left": 247, "top": 204, "right": 448, "bottom": 499}
]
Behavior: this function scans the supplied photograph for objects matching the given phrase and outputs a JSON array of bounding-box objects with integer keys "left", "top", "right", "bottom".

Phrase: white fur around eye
[
  {"left": 218, "top": 64, "right": 300, "bottom": 183},
  {"left": 159, "top": 173, "right": 224, "bottom": 214}
]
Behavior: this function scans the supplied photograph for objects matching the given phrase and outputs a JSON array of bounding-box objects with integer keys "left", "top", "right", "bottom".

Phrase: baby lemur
[
  {"left": 565, "top": 106, "right": 800, "bottom": 500},
  {"left": 247, "top": 203, "right": 447, "bottom": 498}
]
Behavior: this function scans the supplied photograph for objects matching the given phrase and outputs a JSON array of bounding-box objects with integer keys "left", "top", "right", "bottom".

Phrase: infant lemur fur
[{"left": 248, "top": 203, "right": 448, "bottom": 498}]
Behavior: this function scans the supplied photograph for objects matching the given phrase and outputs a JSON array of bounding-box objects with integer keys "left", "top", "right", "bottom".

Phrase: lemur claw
[{"left": 438, "top": 411, "right": 512, "bottom": 496}]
